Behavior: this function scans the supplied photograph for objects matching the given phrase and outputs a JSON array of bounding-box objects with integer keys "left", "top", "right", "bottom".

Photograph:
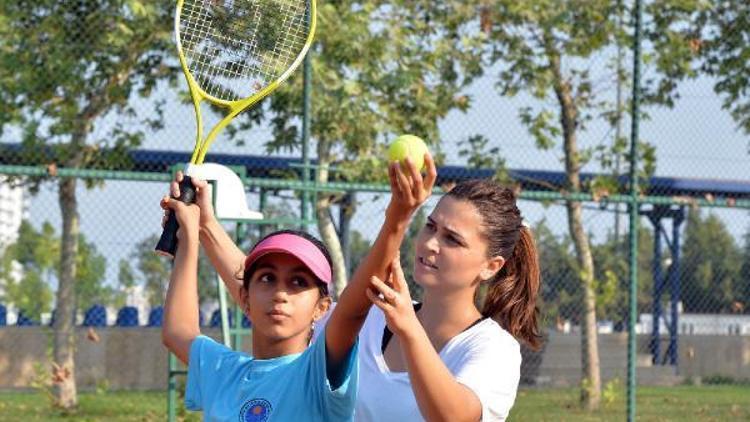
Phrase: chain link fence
[{"left": 1, "top": 0, "right": 749, "bottom": 420}]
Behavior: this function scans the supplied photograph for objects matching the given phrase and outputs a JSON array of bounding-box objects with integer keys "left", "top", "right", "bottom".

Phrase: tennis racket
[{"left": 156, "top": 0, "right": 316, "bottom": 257}]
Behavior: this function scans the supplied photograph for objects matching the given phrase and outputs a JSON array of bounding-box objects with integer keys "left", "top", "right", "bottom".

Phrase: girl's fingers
[{"left": 171, "top": 171, "right": 183, "bottom": 198}]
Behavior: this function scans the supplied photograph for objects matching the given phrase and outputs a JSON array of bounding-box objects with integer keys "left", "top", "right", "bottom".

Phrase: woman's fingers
[
  {"left": 422, "top": 153, "right": 437, "bottom": 193},
  {"left": 390, "top": 255, "right": 407, "bottom": 293},
  {"left": 370, "top": 275, "right": 399, "bottom": 304}
]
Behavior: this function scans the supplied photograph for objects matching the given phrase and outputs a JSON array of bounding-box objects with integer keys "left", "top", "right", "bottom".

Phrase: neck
[
  {"left": 419, "top": 285, "right": 482, "bottom": 335},
  {"left": 251, "top": 331, "right": 309, "bottom": 360}
]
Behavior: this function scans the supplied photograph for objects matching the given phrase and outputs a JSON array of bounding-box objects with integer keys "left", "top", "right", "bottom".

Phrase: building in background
[
  {"left": 0, "top": 176, "right": 28, "bottom": 246},
  {"left": 0, "top": 176, "right": 29, "bottom": 324}
]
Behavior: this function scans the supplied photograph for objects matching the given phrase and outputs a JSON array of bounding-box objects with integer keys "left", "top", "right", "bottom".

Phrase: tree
[
  {"left": 740, "top": 226, "right": 750, "bottom": 313},
  {"left": 399, "top": 207, "right": 427, "bottom": 302},
  {"left": 0, "top": 1, "right": 177, "bottom": 408},
  {"left": 484, "top": 1, "right": 631, "bottom": 408},
  {"left": 0, "top": 222, "right": 57, "bottom": 322},
  {"left": 680, "top": 209, "right": 742, "bottom": 313},
  {"left": 121, "top": 234, "right": 217, "bottom": 307},
  {"left": 482, "top": 0, "right": 696, "bottom": 407},
  {"left": 252, "top": 1, "right": 486, "bottom": 296}
]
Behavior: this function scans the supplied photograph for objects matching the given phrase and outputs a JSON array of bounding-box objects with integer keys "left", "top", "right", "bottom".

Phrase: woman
[{"left": 169, "top": 153, "right": 540, "bottom": 421}]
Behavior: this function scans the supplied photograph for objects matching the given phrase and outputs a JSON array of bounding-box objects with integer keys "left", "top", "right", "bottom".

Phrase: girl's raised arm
[
  {"left": 160, "top": 195, "right": 203, "bottom": 364},
  {"left": 324, "top": 155, "right": 436, "bottom": 364}
]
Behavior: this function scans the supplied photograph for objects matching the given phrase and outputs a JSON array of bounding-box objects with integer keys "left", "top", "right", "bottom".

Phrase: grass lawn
[
  {"left": 511, "top": 385, "right": 750, "bottom": 421},
  {"left": 0, "top": 385, "right": 748, "bottom": 421}
]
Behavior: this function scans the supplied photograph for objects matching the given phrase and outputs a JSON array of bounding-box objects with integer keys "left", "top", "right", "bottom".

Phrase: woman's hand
[
  {"left": 366, "top": 255, "right": 420, "bottom": 338},
  {"left": 170, "top": 171, "right": 216, "bottom": 227},
  {"left": 385, "top": 153, "right": 437, "bottom": 222}
]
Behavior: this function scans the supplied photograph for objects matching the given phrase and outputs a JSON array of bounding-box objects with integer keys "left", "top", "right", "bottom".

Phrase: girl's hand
[
  {"left": 170, "top": 171, "right": 216, "bottom": 227},
  {"left": 385, "top": 152, "right": 437, "bottom": 222},
  {"left": 161, "top": 179, "right": 205, "bottom": 241},
  {"left": 366, "top": 255, "right": 420, "bottom": 338}
]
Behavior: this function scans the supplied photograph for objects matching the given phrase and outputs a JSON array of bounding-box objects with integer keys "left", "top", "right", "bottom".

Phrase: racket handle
[{"left": 155, "top": 176, "right": 197, "bottom": 258}]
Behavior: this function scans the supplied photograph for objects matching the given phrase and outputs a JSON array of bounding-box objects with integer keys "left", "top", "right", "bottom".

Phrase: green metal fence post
[{"left": 627, "top": 0, "right": 644, "bottom": 420}]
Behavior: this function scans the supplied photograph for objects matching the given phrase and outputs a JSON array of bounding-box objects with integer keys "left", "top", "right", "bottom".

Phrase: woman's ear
[
  {"left": 313, "top": 296, "right": 332, "bottom": 321},
  {"left": 480, "top": 256, "right": 505, "bottom": 281}
]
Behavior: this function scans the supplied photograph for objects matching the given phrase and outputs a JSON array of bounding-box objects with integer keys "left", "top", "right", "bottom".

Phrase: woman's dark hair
[
  {"left": 446, "top": 179, "right": 542, "bottom": 350},
  {"left": 239, "top": 229, "right": 331, "bottom": 298}
]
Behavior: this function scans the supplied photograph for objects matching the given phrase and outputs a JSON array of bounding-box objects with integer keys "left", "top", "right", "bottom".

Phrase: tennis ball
[{"left": 387, "top": 134, "right": 428, "bottom": 171}]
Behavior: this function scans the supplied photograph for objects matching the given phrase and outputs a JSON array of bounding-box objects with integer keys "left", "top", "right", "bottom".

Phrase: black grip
[{"left": 155, "top": 176, "right": 197, "bottom": 258}]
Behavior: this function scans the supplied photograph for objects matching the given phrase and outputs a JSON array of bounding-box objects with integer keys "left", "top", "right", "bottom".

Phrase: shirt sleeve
[
  {"left": 453, "top": 332, "right": 521, "bottom": 422},
  {"left": 303, "top": 324, "right": 359, "bottom": 419},
  {"left": 185, "top": 335, "right": 240, "bottom": 411}
]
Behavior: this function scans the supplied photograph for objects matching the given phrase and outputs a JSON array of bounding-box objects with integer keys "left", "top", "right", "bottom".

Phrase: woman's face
[
  {"left": 243, "top": 253, "right": 330, "bottom": 345},
  {"left": 414, "top": 196, "right": 503, "bottom": 291}
]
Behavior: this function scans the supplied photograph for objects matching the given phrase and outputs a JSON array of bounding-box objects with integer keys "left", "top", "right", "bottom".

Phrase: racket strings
[{"left": 180, "top": 0, "right": 310, "bottom": 102}]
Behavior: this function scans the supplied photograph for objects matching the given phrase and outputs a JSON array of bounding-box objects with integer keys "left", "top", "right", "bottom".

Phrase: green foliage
[
  {"left": 0, "top": 221, "right": 57, "bottom": 320},
  {"left": 536, "top": 220, "right": 655, "bottom": 325},
  {"left": 680, "top": 209, "right": 743, "bottom": 313},
  {"left": 0, "top": 221, "right": 114, "bottom": 317},
  {"left": 0, "top": 0, "right": 177, "bottom": 192},
  {"left": 120, "top": 234, "right": 217, "bottom": 307},
  {"left": 250, "top": 1, "right": 487, "bottom": 176},
  {"left": 400, "top": 208, "right": 427, "bottom": 301}
]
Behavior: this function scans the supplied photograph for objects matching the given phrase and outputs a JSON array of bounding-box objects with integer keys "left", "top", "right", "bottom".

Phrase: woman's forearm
[
  {"left": 401, "top": 329, "right": 482, "bottom": 422},
  {"left": 199, "top": 217, "right": 246, "bottom": 304}
]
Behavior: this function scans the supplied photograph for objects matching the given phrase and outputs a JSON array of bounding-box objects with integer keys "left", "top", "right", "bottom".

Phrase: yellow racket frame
[{"left": 174, "top": 0, "right": 317, "bottom": 164}]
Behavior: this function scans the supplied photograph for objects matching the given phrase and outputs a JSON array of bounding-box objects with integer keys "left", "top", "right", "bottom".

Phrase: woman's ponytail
[{"left": 482, "top": 226, "right": 541, "bottom": 350}]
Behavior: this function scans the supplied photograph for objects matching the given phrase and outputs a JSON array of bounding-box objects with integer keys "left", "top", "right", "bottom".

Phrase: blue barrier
[
  {"left": 148, "top": 306, "right": 164, "bottom": 327},
  {"left": 83, "top": 305, "right": 107, "bottom": 327},
  {"left": 116, "top": 306, "right": 139, "bottom": 327}
]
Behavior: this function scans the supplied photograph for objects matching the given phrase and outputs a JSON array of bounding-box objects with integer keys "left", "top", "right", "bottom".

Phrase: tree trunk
[
  {"left": 53, "top": 176, "right": 79, "bottom": 409},
  {"left": 315, "top": 142, "right": 348, "bottom": 298},
  {"left": 550, "top": 51, "right": 601, "bottom": 410}
]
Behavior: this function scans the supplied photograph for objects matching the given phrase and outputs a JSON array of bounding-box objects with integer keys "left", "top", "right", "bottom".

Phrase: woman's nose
[{"left": 423, "top": 233, "right": 439, "bottom": 253}]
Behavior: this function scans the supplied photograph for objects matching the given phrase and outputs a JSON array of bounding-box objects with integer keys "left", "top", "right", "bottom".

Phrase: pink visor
[{"left": 243, "top": 233, "right": 332, "bottom": 285}]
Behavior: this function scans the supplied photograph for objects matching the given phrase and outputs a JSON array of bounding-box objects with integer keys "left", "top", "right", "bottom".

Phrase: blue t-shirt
[{"left": 185, "top": 327, "right": 358, "bottom": 421}]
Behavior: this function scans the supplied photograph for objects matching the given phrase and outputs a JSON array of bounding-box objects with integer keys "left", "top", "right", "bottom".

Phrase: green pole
[
  {"left": 627, "top": 0, "right": 644, "bottom": 420},
  {"left": 300, "top": 7, "right": 313, "bottom": 230},
  {"left": 167, "top": 353, "right": 178, "bottom": 422}
]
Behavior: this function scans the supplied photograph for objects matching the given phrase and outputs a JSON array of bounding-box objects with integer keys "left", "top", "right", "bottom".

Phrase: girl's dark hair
[
  {"left": 240, "top": 229, "right": 331, "bottom": 298},
  {"left": 446, "top": 179, "right": 542, "bottom": 350}
]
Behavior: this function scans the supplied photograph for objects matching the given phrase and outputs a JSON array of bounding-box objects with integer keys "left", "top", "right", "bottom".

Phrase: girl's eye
[
  {"left": 446, "top": 235, "right": 459, "bottom": 245},
  {"left": 292, "top": 276, "right": 310, "bottom": 288},
  {"left": 258, "top": 273, "right": 274, "bottom": 283},
  {"left": 425, "top": 221, "right": 436, "bottom": 231}
]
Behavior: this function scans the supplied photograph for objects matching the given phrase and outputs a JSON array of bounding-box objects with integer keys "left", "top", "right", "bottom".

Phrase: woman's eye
[{"left": 425, "top": 222, "right": 435, "bottom": 231}]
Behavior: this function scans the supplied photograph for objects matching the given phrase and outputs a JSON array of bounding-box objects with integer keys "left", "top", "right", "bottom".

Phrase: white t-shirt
[{"left": 319, "top": 305, "right": 521, "bottom": 421}]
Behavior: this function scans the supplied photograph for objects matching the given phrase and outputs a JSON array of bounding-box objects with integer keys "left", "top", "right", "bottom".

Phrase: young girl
[
  {"left": 171, "top": 153, "right": 540, "bottom": 421},
  {"left": 160, "top": 192, "right": 359, "bottom": 421}
]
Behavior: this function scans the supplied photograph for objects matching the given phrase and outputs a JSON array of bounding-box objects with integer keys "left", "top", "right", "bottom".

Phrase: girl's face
[
  {"left": 414, "top": 196, "right": 504, "bottom": 290},
  {"left": 243, "top": 253, "right": 330, "bottom": 346}
]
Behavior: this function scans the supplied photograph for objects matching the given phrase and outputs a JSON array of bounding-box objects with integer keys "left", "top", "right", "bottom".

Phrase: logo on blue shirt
[{"left": 239, "top": 398, "right": 272, "bottom": 422}]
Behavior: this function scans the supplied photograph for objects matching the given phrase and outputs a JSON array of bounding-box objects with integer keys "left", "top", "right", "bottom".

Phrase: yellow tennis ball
[{"left": 387, "top": 134, "right": 428, "bottom": 171}]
